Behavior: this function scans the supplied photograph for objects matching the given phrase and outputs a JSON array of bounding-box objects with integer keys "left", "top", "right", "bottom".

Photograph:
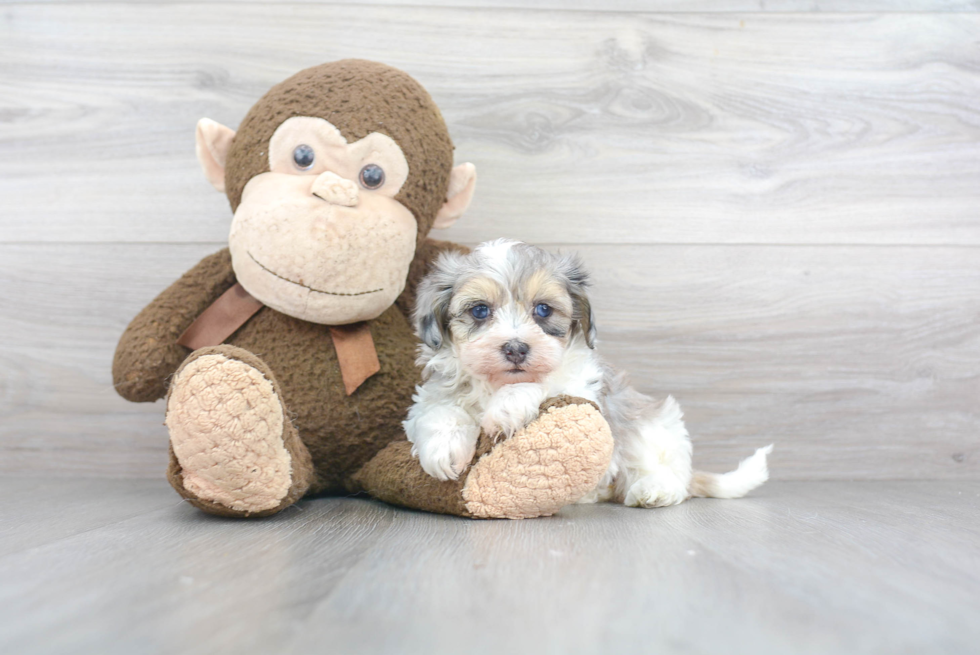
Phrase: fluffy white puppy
[{"left": 404, "top": 239, "right": 772, "bottom": 508}]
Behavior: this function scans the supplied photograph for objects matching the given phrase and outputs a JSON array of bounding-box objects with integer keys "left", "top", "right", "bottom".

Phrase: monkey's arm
[
  {"left": 112, "top": 248, "right": 237, "bottom": 403},
  {"left": 396, "top": 238, "right": 471, "bottom": 321}
]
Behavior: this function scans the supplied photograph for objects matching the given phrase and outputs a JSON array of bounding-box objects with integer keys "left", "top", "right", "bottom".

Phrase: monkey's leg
[
  {"left": 350, "top": 396, "right": 613, "bottom": 519},
  {"left": 165, "top": 345, "right": 313, "bottom": 518}
]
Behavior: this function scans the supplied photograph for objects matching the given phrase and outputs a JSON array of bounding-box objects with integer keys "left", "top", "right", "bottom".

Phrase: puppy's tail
[{"left": 688, "top": 444, "right": 773, "bottom": 499}]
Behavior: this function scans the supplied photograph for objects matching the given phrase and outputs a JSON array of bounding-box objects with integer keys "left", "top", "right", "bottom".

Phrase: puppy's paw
[
  {"left": 481, "top": 383, "right": 548, "bottom": 438},
  {"left": 414, "top": 423, "right": 480, "bottom": 481},
  {"left": 624, "top": 473, "right": 689, "bottom": 508}
]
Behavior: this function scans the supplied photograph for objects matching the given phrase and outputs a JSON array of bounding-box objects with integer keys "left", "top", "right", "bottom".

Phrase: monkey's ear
[
  {"left": 195, "top": 118, "right": 236, "bottom": 193},
  {"left": 432, "top": 163, "right": 477, "bottom": 229}
]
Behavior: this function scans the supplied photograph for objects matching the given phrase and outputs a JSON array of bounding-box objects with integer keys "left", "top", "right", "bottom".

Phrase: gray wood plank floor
[{"left": 2, "top": 479, "right": 978, "bottom": 655}]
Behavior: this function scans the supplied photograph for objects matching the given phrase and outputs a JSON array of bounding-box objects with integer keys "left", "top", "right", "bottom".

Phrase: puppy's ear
[
  {"left": 571, "top": 287, "right": 598, "bottom": 349},
  {"left": 560, "top": 254, "right": 597, "bottom": 349},
  {"left": 413, "top": 252, "right": 464, "bottom": 350}
]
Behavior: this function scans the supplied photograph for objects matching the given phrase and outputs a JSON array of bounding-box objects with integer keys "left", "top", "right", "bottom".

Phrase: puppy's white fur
[{"left": 404, "top": 239, "right": 773, "bottom": 506}]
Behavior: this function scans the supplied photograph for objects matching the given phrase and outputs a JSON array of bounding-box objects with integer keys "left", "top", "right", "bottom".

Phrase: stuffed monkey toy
[{"left": 113, "top": 60, "right": 614, "bottom": 519}]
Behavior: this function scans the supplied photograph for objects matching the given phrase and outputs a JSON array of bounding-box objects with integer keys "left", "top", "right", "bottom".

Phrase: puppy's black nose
[{"left": 502, "top": 340, "right": 530, "bottom": 365}]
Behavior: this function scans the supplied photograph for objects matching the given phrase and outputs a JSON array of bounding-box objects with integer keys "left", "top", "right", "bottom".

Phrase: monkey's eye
[
  {"left": 292, "top": 144, "right": 315, "bottom": 171},
  {"left": 470, "top": 304, "right": 490, "bottom": 320},
  {"left": 534, "top": 303, "right": 552, "bottom": 318},
  {"left": 359, "top": 164, "right": 385, "bottom": 189}
]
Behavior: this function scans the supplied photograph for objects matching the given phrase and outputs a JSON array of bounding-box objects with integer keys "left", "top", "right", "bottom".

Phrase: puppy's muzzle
[{"left": 502, "top": 339, "right": 530, "bottom": 365}]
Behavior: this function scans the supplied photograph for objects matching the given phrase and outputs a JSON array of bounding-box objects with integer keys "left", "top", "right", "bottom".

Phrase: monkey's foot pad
[
  {"left": 166, "top": 351, "right": 294, "bottom": 514},
  {"left": 462, "top": 401, "right": 614, "bottom": 519}
]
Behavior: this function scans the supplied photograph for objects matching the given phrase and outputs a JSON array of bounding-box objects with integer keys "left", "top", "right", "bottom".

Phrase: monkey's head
[{"left": 195, "top": 60, "right": 476, "bottom": 325}]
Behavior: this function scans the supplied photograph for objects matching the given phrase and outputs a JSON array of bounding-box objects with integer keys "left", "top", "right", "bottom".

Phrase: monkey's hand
[
  {"left": 481, "top": 383, "right": 549, "bottom": 440},
  {"left": 113, "top": 248, "right": 236, "bottom": 403},
  {"left": 405, "top": 403, "right": 480, "bottom": 481}
]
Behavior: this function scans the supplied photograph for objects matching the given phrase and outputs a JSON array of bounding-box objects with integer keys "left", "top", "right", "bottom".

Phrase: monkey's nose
[
  {"left": 311, "top": 172, "right": 359, "bottom": 207},
  {"left": 502, "top": 340, "right": 530, "bottom": 365}
]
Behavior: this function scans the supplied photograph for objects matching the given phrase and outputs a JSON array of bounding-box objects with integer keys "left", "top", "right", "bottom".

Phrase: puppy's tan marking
[
  {"left": 449, "top": 275, "right": 504, "bottom": 317},
  {"left": 520, "top": 269, "right": 572, "bottom": 316}
]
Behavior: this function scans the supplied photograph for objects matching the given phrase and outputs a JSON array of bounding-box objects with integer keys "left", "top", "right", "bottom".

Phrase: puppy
[{"left": 403, "top": 239, "right": 772, "bottom": 508}]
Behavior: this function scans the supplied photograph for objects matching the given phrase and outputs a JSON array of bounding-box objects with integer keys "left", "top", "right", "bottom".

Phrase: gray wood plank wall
[{"left": 1, "top": 2, "right": 977, "bottom": 480}]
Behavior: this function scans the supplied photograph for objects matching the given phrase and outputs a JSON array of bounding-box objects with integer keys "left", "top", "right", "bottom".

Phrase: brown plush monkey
[{"left": 113, "top": 60, "right": 613, "bottom": 519}]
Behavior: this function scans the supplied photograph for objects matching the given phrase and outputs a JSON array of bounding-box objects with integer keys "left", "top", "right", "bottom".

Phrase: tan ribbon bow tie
[{"left": 177, "top": 283, "right": 380, "bottom": 395}]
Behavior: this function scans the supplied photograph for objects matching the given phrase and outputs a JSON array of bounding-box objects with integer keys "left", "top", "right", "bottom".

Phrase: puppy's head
[{"left": 414, "top": 239, "right": 596, "bottom": 387}]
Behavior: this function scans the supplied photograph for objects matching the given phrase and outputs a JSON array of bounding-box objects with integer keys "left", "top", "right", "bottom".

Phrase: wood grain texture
[
  {"left": 1, "top": 6, "right": 979, "bottom": 245},
  {"left": 1, "top": 243, "right": 976, "bottom": 480},
  {"left": 0, "top": 478, "right": 182, "bottom": 557},
  {"left": 1, "top": 3, "right": 977, "bottom": 482},
  {"left": 3, "top": 1, "right": 978, "bottom": 11},
  {"left": 1, "top": 478, "right": 978, "bottom": 655}
]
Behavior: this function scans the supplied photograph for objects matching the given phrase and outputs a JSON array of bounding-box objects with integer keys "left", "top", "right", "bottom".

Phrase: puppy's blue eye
[
  {"left": 535, "top": 303, "right": 552, "bottom": 318},
  {"left": 293, "top": 144, "right": 315, "bottom": 170},
  {"left": 470, "top": 304, "right": 490, "bottom": 320}
]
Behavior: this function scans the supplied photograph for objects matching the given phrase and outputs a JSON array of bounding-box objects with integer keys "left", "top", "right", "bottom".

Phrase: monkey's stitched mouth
[{"left": 247, "top": 251, "right": 383, "bottom": 297}]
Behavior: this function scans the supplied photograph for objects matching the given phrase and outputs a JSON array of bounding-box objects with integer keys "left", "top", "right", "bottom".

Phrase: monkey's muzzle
[{"left": 311, "top": 171, "right": 359, "bottom": 207}]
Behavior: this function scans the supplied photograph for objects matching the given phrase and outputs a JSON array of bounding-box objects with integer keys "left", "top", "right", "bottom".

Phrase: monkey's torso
[
  {"left": 227, "top": 300, "right": 419, "bottom": 494},
  {"left": 114, "top": 241, "right": 466, "bottom": 499},
  {"left": 119, "top": 246, "right": 424, "bottom": 495}
]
